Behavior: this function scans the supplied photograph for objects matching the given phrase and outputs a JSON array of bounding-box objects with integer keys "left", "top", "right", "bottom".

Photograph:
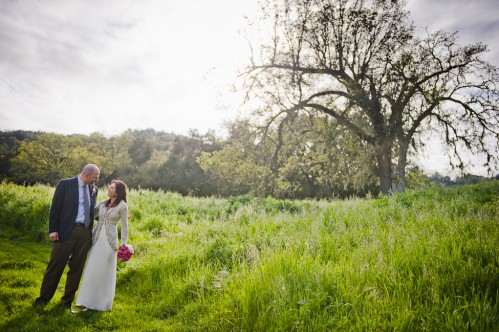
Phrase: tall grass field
[{"left": 0, "top": 181, "right": 498, "bottom": 331}]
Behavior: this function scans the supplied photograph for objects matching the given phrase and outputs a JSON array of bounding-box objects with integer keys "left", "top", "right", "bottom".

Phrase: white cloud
[
  {"left": 0, "top": 0, "right": 256, "bottom": 135},
  {"left": 406, "top": 0, "right": 499, "bottom": 65}
]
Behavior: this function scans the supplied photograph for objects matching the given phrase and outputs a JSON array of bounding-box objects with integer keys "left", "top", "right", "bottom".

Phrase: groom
[{"left": 34, "top": 164, "right": 100, "bottom": 308}]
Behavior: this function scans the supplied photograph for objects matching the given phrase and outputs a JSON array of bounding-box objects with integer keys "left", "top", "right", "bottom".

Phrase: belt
[{"left": 74, "top": 223, "right": 86, "bottom": 228}]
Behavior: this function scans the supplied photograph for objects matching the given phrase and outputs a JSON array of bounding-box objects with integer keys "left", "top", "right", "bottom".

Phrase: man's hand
[{"left": 49, "top": 232, "right": 59, "bottom": 241}]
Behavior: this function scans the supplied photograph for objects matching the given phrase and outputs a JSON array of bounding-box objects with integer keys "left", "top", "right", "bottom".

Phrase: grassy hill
[{"left": 0, "top": 181, "right": 498, "bottom": 331}]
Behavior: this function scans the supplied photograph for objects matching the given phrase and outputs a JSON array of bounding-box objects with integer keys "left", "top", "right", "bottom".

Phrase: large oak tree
[{"left": 242, "top": 0, "right": 499, "bottom": 194}]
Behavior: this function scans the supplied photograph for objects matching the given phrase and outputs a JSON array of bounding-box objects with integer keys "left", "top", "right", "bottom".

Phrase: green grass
[{"left": 0, "top": 181, "right": 498, "bottom": 331}]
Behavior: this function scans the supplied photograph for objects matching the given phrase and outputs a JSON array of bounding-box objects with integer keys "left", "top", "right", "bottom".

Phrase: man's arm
[{"left": 48, "top": 179, "right": 66, "bottom": 241}]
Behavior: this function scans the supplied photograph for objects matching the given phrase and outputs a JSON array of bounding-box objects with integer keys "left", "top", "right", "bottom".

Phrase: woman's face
[{"left": 107, "top": 183, "right": 117, "bottom": 198}]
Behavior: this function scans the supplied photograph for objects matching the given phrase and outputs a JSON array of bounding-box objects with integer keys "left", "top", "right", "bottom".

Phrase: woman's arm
[{"left": 120, "top": 203, "right": 129, "bottom": 245}]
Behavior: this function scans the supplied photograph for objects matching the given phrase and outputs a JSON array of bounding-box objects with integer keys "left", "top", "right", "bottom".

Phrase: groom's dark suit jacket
[{"left": 49, "top": 176, "right": 98, "bottom": 242}]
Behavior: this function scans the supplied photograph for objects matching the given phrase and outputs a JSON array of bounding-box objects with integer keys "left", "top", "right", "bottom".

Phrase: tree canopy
[{"left": 241, "top": 0, "right": 499, "bottom": 194}]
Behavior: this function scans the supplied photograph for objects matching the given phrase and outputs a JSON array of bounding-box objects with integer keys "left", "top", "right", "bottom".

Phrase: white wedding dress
[{"left": 76, "top": 200, "right": 128, "bottom": 311}]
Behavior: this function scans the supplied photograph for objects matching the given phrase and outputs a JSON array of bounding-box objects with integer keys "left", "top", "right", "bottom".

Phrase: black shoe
[
  {"left": 61, "top": 301, "right": 72, "bottom": 309},
  {"left": 33, "top": 298, "right": 48, "bottom": 307}
]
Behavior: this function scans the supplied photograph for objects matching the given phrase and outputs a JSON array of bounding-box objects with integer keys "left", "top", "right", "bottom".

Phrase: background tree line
[{"left": 0, "top": 125, "right": 495, "bottom": 199}]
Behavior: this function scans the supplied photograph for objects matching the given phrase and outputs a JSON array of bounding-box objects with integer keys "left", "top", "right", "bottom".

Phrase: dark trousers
[{"left": 36, "top": 224, "right": 92, "bottom": 306}]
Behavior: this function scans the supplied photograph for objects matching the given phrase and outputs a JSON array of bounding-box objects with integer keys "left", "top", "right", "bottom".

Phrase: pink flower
[
  {"left": 117, "top": 244, "right": 134, "bottom": 262},
  {"left": 92, "top": 186, "right": 97, "bottom": 196}
]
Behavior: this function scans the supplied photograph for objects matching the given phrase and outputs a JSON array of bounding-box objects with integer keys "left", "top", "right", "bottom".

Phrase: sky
[{"left": 1, "top": 0, "right": 498, "bottom": 176}]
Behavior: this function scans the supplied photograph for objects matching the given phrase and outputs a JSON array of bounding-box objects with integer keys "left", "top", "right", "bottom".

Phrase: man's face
[{"left": 83, "top": 172, "right": 100, "bottom": 185}]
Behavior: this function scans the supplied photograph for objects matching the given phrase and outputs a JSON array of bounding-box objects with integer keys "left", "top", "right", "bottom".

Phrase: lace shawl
[{"left": 92, "top": 200, "right": 128, "bottom": 251}]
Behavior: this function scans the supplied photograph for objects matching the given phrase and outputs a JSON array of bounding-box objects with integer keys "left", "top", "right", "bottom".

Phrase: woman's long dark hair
[{"left": 106, "top": 180, "right": 127, "bottom": 208}]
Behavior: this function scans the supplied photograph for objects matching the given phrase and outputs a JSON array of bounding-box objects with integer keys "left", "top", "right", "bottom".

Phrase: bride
[{"left": 75, "top": 180, "right": 129, "bottom": 311}]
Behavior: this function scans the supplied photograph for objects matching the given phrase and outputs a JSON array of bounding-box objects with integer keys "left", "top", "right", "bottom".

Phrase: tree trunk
[
  {"left": 393, "top": 138, "right": 410, "bottom": 193},
  {"left": 375, "top": 136, "right": 393, "bottom": 195},
  {"left": 393, "top": 165, "right": 406, "bottom": 193}
]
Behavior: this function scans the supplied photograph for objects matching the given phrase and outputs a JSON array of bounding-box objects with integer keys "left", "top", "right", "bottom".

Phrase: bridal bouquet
[{"left": 117, "top": 244, "right": 134, "bottom": 262}]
